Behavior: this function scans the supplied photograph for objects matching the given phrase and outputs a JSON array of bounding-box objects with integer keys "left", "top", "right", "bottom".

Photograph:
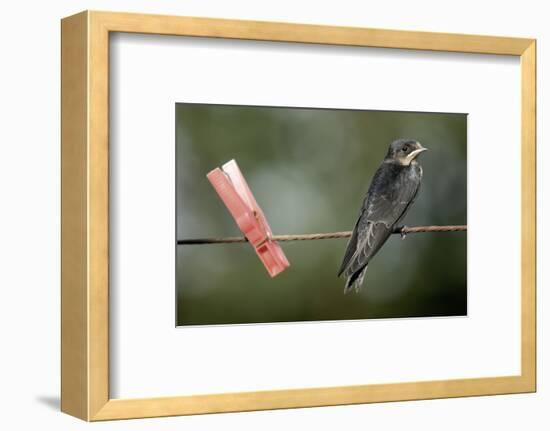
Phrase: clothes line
[{"left": 177, "top": 224, "right": 467, "bottom": 245}]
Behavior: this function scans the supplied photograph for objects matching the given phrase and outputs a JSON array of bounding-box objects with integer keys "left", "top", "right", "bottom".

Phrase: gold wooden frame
[{"left": 61, "top": 10, "right": 536, "bottom": 421}]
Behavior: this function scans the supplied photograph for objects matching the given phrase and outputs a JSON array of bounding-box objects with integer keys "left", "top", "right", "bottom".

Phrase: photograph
[
  {"left": 176, "top": 103, "right": 467, "bottom": 326},
  {"left": 0, "top": 0, "right": 540, "bottom": 426},
  {"left": 4, "top": 3, "right": 534, "bottom": 426}
]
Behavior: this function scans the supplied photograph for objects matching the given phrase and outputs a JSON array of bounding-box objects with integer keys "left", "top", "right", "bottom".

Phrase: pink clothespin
[{"left": 207, "top": 160, "right": 290, "bottom": 277}]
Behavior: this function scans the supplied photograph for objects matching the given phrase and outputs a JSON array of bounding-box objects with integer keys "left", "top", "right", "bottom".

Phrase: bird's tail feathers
[{"left": 344, "top": 265, "right": 368, "bottom": 294}]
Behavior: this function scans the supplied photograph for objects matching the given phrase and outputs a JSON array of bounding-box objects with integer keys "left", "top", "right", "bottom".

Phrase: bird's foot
[{"left": 400, "top": 226, "right": 408, "bottom": 240}]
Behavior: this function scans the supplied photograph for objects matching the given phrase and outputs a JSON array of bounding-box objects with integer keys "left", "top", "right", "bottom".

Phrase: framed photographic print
[{"left": 61, "top": 10, "right": 536, "bottom": 421}]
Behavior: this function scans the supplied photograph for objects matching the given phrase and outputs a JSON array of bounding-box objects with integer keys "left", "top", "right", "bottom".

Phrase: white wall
[{"left": 0, "top": 1, "right": 546, "bottom": 429}]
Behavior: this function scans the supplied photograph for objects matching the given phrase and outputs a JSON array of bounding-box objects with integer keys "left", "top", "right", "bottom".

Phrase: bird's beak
[{"left": 409, "top": 145, "right": 428, "bottom": 160}]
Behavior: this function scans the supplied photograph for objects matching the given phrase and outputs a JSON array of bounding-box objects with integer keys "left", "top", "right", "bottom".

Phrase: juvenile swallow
[{"left": 338, "top": 139, "right": 427, "bottom": 293}]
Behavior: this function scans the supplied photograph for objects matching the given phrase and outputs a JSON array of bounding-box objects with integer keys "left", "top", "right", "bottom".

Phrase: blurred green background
[{"left": 176, "top": 104, "right": 467, "bottom": 326}]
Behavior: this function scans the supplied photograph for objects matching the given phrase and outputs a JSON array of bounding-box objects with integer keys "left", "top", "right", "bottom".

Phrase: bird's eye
[{"left": 402, "top": 146, "right": 409, "bottom": 153}]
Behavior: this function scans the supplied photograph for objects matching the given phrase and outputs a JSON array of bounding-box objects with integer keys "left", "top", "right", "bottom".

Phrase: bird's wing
[
  {"left": 338, "top": 169, "right": 421, "bottom": 278},
  {"left": 337, "top": 216, "right": 362, "bottom": 276}
]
